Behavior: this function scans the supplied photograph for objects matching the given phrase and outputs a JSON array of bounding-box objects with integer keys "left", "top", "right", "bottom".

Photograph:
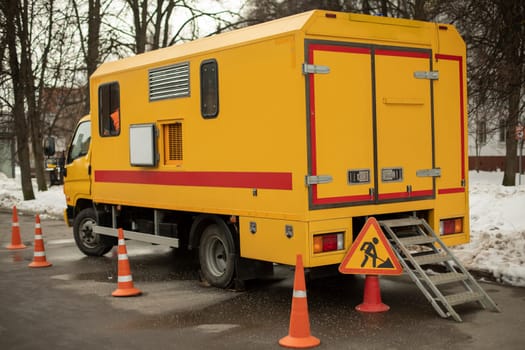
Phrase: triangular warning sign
[{"left": 339, "top": 217, "right": 402, "bottom": 275}]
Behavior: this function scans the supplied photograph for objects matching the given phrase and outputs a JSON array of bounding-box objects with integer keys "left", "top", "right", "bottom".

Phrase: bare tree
[
  {"left": 24, "top": 0, "right": 49, "bottom": 192},
  {"left": 1, "top": 0, "right": 35, "bottom": 199},
  {"left": 244, "top": 0, "right": 437, "bottom": 23},
  {"left": 439, "top": 0, "right": 525, "bottom": 186},
  {"left": 124, "top": 0, "right": 243, "bottom": 54},
  {"left": 71, "top": 0, "right": 103, "bottom": 114},
  {"left": 126, "top": 0, "right": 149, "bottom": 53},
  {"left": 1, "top": 0, "right": 88, "bottom": 196}
]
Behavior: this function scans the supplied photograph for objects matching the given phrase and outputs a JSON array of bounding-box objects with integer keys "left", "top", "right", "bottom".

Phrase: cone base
[
  {"left": 28, "top": 261, "right": 52, "bottom": 268},
  {"left": 279, "top": 335, "right": 320, "bottom": 349},
  {"left": 355, "top": 302, "right": 390, "bottom": 313},
  {"left": 7, "top": 243, "right": 27, "bottom": 250},
  {"left": 112, "top": 287, "right": 142, "bottom": 297}
]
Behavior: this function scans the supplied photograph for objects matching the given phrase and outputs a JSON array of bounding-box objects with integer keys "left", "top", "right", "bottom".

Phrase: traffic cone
[
  {"left": 279, "top": 254, "right": 320, "bottom": 349},
  {"left": 7, "top": 206, "right": 26, "bottom": 250},
  {"left": 112, "top": 228, "right": 141, "bottom": 297},
  {"left": 355, "top": 275, "right": 390, "bottom": 312},
  {"left": 28, "top": 215, "right": 52, "bottom": 268}
]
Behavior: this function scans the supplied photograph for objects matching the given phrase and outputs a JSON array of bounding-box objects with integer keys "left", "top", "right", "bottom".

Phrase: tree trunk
[
  {"left": 501, "top": 0, "right": 524, "bottom": 186},
  {"left": 18, "top": 0, "right": 47, "bottom": 191},
  {"left": 128, "top": 0, "right": 148, "bottom": 54},
  {"left": 502, "top": 89, "right": 521, "bottom": 186},
  {"left": 84, "top": 0, "right": 101, "bottom": 114},
  {"left": 413, "top": 0, "right": 427, "bottom": 20},
  {"left": 2, "top": 0, "right": 35, "bottom": 200},
  {"left": 380, "top": 0, "right": 388, "bottom": 16}
]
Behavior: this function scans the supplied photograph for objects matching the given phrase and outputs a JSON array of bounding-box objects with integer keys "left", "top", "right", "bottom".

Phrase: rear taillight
[
  {"left": 439, "top": 218, "right": 463, "bottom": 235},
  {"left": 313, "top": 232, "right": 344, "bottom": 254}
]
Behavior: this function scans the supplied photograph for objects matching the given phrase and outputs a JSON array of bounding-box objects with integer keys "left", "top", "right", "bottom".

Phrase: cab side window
[
  {"left": 67, "top": 121, "right": 91, "bottom": 163},
  {"left": 99, "top": 82, "right": 120, "bottom": 136}
]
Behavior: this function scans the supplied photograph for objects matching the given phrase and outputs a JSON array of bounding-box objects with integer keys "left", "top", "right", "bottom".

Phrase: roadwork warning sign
[{"left": 339, "top": 217, "right": 402, "bottom": 275}]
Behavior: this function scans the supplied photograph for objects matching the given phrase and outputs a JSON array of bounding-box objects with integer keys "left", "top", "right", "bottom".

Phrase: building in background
[
  {"left": 0, "top": 87, "right": 85, "bottom": 179},
  {"left": 469, "top": 119, "right": 524, "bottom": 172}
]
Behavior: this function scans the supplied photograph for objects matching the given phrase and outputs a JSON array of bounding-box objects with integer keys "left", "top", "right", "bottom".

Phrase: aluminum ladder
[{"left": 379, "top": 217, "right": 500, "bottom": 322}]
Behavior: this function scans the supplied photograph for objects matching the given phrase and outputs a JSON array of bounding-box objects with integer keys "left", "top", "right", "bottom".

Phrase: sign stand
[{"left": 356, "top": 275, "right": 389, "bottom": 312}]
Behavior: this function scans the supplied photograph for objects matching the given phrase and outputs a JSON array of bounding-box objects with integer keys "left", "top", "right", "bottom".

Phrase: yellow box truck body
[{"left": 64, "top": 10, "right": 469, "bottom": 288}]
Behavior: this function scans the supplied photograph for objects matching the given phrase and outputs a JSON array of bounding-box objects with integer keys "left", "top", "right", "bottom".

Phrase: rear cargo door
[
  {"left": 306, "top": 43, "right": 375, "bottom": 207},
  {"left": 374, "top": 48, "right": 434, "bottom": 202},
  {"left": 306, "top": 42, "right": 435, "bottom": 209}
]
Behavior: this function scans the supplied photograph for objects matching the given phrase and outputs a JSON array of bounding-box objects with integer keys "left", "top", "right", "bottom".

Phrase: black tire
[
  {"left": 73, "top": 208, "right": 114, "bottom": 256},
  {"left": 198, "top": 223, "right": 236, "bottom": 288}
]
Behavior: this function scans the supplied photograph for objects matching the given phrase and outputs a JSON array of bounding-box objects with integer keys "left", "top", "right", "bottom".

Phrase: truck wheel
[
  {"left": 73, "top": 208, "right": 114, "bottom": 256},
  {"left": 198, "top": 223, "right": 235, "bottom": 288}
]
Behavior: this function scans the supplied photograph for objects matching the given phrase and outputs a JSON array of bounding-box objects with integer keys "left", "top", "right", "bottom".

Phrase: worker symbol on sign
[{"left": 359, "top": 237, "right": 394, "bottom": 268}]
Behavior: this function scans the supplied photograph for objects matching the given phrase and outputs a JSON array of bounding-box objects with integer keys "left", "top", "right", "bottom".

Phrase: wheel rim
[
  {"left": 79, "top": 217, "right": 99, "bottom": 248},
  {"left": 205, "top": 235, "right": 228, "bottom": 277}
]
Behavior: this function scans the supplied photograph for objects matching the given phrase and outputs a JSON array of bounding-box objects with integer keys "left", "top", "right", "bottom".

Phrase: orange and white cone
[
  {"left": 7, "top": 206, "right": 26, "bottom": 250},
  {"left": 28, "top": 215, "right": 52, "bottom": 268},
  {"left": 112, "top": 228, "right": 141, "bottom": 297},
  {"left": 279, "top": 254, "right": 320, "bottom": 349}
]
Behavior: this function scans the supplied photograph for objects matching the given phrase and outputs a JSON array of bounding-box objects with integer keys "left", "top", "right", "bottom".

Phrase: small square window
[
  {"left": 200, "top": 60, "right": 219, "bottom": 118},
  {"left": 99, "top": 82, "right": 120, "bottom": 136}
]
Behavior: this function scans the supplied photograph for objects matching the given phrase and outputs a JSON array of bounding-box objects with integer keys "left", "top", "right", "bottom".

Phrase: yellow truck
[{"left": 63, "top": 10, "right": 469, "bottom": 288}]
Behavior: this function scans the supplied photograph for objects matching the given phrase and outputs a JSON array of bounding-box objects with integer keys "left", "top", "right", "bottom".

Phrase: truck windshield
[{"left": 67, "top": 121, "right": 91, "bottom": 163}]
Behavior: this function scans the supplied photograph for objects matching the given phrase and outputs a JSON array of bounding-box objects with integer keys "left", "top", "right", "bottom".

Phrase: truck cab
[{"left": 64, "top": 115, "right": 115, "bottom": 256}]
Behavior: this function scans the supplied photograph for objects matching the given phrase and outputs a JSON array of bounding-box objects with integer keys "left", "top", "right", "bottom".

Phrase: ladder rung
[
  {"left": 398, "top": 235, "right": 436, "bottom": 246},
  {"left": 380, "top": 217, "right": 423, "bottom": 228},
  {"left": 445, "top": 291, "right": 484, "bottom": 306},
  {"left": 427, "top": 272, "right": 468, "bottom": 285},
  {"left": 413, "top": 252, "right": 450, "bottom": 265},
  {"left": 382, "top": 216, "right": 501, "bottom": 321}
]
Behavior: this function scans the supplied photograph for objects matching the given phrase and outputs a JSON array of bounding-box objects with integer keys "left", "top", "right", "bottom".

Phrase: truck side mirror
[{"left": 44, "top": 136, "right": 56, "bottom": 156}]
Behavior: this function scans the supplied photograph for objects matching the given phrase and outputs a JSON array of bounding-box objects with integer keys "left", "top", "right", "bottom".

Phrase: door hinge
[
  {"left": 305, "top": 175, "right": 333, "bottom": 185},
  {"left": 414, "top": 71, "right": 439, "bottom": 80},
  {"left": 416, "top": 168, "right": 441, "bottom": 177},
  {"left": 303, "top": 63, "right": 330, "bottom": 75}
]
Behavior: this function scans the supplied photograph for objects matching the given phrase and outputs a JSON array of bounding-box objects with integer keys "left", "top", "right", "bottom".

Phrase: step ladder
[{"left": 379, "top": 217, "right": 500, "bottom": 322}]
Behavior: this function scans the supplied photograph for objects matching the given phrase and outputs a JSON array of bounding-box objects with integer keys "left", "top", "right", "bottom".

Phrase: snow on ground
[
  {"left": 0, "top": 170, "right": 524, "bottom": 287},
  {"left": 451, "top": 171, "right": 525, "bottom": 287},
  {"left": 0, "top": 172, "right": 66, "bottom": 219}
]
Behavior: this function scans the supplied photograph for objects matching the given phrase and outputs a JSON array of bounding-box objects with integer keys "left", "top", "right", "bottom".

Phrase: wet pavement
[{"left": 1, "top": 210, "right": 524, "bottom": 349}]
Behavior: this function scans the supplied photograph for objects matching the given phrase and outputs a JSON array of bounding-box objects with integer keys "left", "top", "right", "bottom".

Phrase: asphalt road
[{"left": 1, "top": 210, "right": 524, "bottom": 349}]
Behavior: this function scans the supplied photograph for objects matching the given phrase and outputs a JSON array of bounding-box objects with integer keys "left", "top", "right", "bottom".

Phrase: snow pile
[
  {"left": 0, "top": 170, "right": 524, "bottom": 287},
  {"left": 0, "top": 172, "right": 66, "bottom": 219},
  {"left": 451, "top": 171, "right": 525, "bottom": 287}
]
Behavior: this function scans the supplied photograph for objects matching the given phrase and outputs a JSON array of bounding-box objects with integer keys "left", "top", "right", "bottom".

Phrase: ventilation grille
[
  {"left": 166, "top": 123, "right": 183, "bottom": 161},
  {"left": 149, "top": 62, "right": 190, "bottom": 101}
]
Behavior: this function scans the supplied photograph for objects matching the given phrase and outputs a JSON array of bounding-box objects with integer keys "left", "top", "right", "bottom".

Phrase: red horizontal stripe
[
  {"left": 378, "top": 189, "right": 433, "bottom": 200},
  {"left": 375, "top": 49, "right": 430, "bottom": 59},
  {"left": 435, "top": 53, "right": 461, "bottom": 62},
  {"left": 95, "top": 170, "right": 293, "bottom": 190},
  {"left": 438, "top": 187, "right": 465, "bottom": 195}
]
